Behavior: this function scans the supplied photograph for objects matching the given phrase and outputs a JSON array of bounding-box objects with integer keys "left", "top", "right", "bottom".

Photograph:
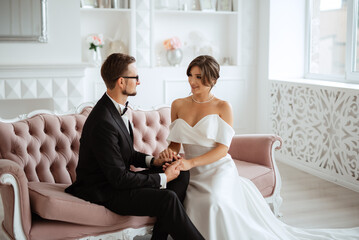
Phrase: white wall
[
  {"left": 256, "top": 0, "right": 306, "bottom": 133},
  {"left": 0, "top": 0, "right": 84, "bottom": 119},
  {"left": 0, "top": 0, "right": 81, "bottom": 65},
  {"left": 256, "top": 0, "right": 270, "bottom": 133},
  {"left": 268, "top": 0, "right": 306, "bottom": 79}
]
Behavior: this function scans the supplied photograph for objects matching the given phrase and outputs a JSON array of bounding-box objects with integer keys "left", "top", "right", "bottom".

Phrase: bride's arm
[
  {"left": 159, "top": 141, "right": 181, "bottom": 160},
  {"left": 159, "top": 99, "right": 182, "bottom": 160},
  {"left": 168, "top": 99, "right": 182, "bottom": 154},
  {"left": 183, "top": 143, "right": 229, "bottom": 169},
  {"left": 167, "top": 142, "right": 181, "bottom": 154}
]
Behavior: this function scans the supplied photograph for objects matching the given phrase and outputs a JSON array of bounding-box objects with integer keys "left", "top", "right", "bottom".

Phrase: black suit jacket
[{"left": 66, "top": 94, "right": 161, "bottom": 204}]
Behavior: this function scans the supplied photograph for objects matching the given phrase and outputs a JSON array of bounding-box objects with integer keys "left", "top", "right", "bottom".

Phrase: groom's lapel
[
  {"left": 129, "top": 121, "right": 134, "bottom": 141},
  {"left": 103, "top": 94, "right": 133, "bottom": 148}
]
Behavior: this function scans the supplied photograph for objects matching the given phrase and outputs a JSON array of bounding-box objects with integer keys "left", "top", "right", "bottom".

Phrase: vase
[
  {"left": 89, "top": 48, "right": 102, "bottom": 67},
  {"left": 166, "top": 49, "right": 183, "bottom": 66}
]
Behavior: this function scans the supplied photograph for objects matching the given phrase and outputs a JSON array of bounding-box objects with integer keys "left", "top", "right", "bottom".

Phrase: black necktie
[{"left": 121, "top": 101, "right": 128, "bottom": 116}]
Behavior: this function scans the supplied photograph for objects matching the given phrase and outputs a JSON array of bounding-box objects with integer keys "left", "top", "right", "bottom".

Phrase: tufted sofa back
[
  {"left": 128, "top": 107, "right": 171, "bottom": 158},
  {"left": 0, "top": 106, "right": 171, "bottom": 184}
]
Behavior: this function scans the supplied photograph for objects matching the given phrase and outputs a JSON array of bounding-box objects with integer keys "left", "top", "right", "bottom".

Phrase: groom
[{"left": 65, "top": 53, "right": 204, "bottom": 240}]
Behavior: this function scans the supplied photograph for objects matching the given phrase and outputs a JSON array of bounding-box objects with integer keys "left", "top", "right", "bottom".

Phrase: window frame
[{"left": 305, "top": 0, "right": 359, "bottom": 83}]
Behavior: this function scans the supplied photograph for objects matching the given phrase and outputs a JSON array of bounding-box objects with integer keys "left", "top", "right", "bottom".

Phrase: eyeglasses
[{"left": 121, "top": 75, "right": 139, "bottom": 82}]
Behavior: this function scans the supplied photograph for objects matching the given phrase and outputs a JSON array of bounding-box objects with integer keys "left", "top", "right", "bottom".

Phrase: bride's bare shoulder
[
  {"left": 171, "top": 97, "right": 191, "bottom": 120},
  {"left": 215, "top": 98, "right": 233, "bottom": 126},
  {"left": 218, "top": 99, "right": 232, "bottom": 110},
  {"left": 172, "top": 97, "right": 191, "bottom": 108}
]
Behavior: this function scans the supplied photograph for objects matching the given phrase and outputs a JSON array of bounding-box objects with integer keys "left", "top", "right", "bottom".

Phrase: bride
[{"left": 159, "top": 55, "right": 359, "bottom": 239}]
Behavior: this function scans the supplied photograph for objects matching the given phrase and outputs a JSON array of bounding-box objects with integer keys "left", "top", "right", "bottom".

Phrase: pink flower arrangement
[
  {"left": 163, "top": 37, "right": 182, "bottom": 50},
  {"left": 87, "top": 34, "right": 104, "bottom": 52}
]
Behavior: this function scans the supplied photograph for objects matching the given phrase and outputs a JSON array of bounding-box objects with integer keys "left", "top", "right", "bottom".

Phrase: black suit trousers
[{"left": 104, "top": 170, "right": 204, "bottom": 240}]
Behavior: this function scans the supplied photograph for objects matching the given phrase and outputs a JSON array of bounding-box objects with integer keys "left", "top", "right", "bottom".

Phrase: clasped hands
[{"left": 152, "top": 148, "right": 192, "bottom": 182}]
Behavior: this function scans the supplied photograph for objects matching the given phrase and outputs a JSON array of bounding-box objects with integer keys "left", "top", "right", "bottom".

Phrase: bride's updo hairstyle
[{"left": 186, "top": 55, "right": 220, "bottom": 89}]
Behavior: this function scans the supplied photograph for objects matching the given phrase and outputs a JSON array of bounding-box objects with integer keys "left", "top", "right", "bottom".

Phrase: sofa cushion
[
  {"left": 28, "top": 182, "right": 153, "bottom": 226},
  {"left": 233, "top": 159, "right": 275, "bottom": 197}
]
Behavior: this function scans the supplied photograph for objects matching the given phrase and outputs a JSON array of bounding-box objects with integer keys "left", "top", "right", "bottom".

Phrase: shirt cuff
[
  {"left": 159, "top": 173, "right": 167, "bottom": 189},
  {"left": 145, "top": 156, "right": 153, "bottom": 168}
]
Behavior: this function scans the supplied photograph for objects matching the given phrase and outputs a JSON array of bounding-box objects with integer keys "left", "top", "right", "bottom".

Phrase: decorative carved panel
[{"left": 270, "top": 81, "right": 359, "bottom": 190}]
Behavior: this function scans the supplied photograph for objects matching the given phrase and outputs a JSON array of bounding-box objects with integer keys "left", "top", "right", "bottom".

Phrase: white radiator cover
[{"left": 270, "top": 80, "right": 359, "bottom": 192}]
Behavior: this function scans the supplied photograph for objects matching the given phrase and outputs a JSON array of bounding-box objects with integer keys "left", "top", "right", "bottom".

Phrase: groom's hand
[
  {"left": 164, "top": 160, "right": 182, "bottom": 182},
  {"left": 162, "top": 155, "right": 183, "bottom": 171},
  {"left": 153, "top": 157, "right": 173, "bottom": 168}
]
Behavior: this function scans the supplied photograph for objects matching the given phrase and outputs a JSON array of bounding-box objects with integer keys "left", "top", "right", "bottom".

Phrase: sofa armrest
[
  {"left": 228, "top": 134, "right": 282, "bottom": 169},
  {"left": 0, "top": 159, "right": 31, "bottom": 240}
]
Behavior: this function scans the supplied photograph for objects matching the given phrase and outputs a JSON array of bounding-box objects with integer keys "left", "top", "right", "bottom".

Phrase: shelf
[
  {"left": 80, "top": 8, "right": 131, "bottom": 13},
  {"left": 155, "top": 9, "right": 237, "bottom": 15},
  {"left": 80, "top": 8, "right": 131, "bottom": 64},
  {"left": 156, "top": 65, "right": 238, "bottom": 68},
  {"left": 153, "top": 11, "right": 238, "bottom": 66}
]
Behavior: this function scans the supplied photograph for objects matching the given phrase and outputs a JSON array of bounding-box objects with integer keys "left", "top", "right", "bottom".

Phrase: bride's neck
[{"left": 192, "top": 92, "right": 213, "bottom": 102}]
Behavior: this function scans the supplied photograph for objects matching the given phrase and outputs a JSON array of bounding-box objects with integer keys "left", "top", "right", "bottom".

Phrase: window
[
  {"left": 306, "top": 0, "right": 359, "bottom": 82},
  {"left": 355, "top": 3, "right": 359, "bottom": 72}
]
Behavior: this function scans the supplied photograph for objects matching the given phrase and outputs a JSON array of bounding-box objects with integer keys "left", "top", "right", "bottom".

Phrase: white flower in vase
[{"left": 87, "top": 34, "right": 104, "bottom": 67}]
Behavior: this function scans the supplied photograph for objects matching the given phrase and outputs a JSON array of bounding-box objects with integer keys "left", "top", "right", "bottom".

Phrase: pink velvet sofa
[{"left": 0, "top": 104, "right": 282, "bottom": 240}]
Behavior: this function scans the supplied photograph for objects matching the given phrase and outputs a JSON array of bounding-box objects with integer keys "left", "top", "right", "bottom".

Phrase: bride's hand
[
  {"left": 162, "top": 155, "right": 181, "bottom": 171},
  {"left": 179, "top": 159, "right": 194, "bottom": 171},
  {"left": 162, "top": 155, "right": 190, "bottom": 171},
  {"left": 159, "top": 148, "right": 177, "bottom": 162}
]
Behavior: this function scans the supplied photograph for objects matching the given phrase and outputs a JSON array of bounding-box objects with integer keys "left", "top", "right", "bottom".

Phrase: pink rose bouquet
[{"left": 163, "top": 37, "right": 182, "bottom": 50}]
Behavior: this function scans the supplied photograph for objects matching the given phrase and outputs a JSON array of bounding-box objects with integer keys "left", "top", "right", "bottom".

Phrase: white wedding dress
[{"left": 167, "top": 114, "right": 359, "bottom": 240}]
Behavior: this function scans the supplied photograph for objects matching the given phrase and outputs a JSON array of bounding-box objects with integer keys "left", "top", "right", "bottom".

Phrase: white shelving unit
[
  {"left": 80, "top": 0, "right": 240, "bottom": 67},
  {"left": 153, "top": 9, "right": 239, "bottom": 67},
  {"left": 80, "top": 8, "right": 132, "bottom": 64}
]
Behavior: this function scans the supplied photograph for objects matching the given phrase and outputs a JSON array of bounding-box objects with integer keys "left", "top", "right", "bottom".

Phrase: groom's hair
[
  {"left": 186, "top": 55, "right": 220, "bottom": 89},
  {"left": 101, "top": 53, "right": 136, "bottom": 90}
]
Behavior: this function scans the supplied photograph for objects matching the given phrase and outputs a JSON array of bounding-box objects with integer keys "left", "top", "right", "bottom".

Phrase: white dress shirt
[{"left": 106, "top": 93, "right": 167, "bottom": 188}]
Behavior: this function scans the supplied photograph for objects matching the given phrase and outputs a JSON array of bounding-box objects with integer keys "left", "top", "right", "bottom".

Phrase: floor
[
  {"left": 278, "top": 162, "right": 359, "bottom": 229},
  {"left": 1, "top": 161, "right": 359, "bottom": 239}
]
